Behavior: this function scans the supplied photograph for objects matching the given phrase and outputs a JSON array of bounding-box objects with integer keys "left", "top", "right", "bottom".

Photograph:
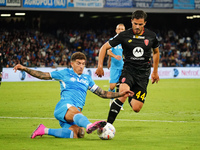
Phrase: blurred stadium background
[
  {"left": 0, "top": 1, "right": 200, "bottom": 149},
  {"left": 0, "top": 0, "right": 200, "bottom": 75}
]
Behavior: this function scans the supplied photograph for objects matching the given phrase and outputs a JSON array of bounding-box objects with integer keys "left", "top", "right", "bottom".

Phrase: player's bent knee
[
  {"left": 78, "top": 127, "right": 85, "bottom": 138},
  {"left": 129, "top": 98, "right": 143, "bottom": 113},
  {"left": 132, "top": 105, "right": 142, "bottom": 113},
  {"left": 132, "top": 107, "right": 141, "bottom": 113}
]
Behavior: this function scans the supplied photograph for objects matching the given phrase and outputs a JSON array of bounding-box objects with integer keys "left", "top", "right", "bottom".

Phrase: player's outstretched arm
[
  {"left": 13, "top": 64, "right": 52, "bottom": 80},
  {"left": 93, "top": 87, "right": 134, "bottom": 99}
]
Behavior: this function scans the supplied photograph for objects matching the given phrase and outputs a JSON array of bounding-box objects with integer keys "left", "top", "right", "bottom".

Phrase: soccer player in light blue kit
[
  {"left": 107, "top": 24, "right": 125, "bottom": 110},
  {"left": 13, "top": 52, "right": 134, "bottom": 139}
]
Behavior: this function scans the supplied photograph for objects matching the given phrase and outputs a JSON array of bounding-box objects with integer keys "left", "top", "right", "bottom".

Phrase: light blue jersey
[
  {"left": 109, "top": 38, "right": 124, "bottom": 83},
  {"left": 50, "top": 68, "right": 98, "bottom": 109},
  {"left": 110, "top": 44, "right": 124, "bottom": 69}
]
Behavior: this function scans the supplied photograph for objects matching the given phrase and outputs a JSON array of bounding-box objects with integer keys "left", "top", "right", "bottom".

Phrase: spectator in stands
[{"left": 0, "top": 23, "right": 200, "bottom": 68}]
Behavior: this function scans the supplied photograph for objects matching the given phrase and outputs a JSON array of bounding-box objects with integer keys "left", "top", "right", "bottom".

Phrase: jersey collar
[{"left": 70, "top": 68, "right": 82, "bottom": 78}]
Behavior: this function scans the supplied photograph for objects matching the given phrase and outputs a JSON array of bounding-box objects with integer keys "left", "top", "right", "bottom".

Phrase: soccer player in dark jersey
[{"left": 95, "top": 10, "right": 160, "bottom": 124}]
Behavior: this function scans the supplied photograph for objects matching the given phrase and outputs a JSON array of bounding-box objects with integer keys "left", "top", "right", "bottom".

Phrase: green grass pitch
[{"left": 0, "top": 79, "right": 200, "bottom": 150}]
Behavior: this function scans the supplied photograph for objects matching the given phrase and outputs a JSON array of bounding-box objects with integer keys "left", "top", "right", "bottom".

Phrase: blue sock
[
  {"left": 73, "top": 113, "right": 91, "bottom": 129},
  {"left": 48, "top": 128, "right": 74, "bottom": 138}
]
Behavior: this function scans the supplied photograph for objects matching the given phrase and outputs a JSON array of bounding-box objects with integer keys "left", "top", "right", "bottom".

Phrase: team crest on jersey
[
  {"left": 121, "top": 77, "right": 126, "bottom": 83},
  {"left": 144, "top": 39, "right": 149, "bottom": 46},
  {"left": 70, "top": 77, "right": 76, "bottom": 82}
]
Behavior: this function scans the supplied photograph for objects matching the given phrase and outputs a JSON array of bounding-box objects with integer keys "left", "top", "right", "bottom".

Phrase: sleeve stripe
[
  {"left": 89, "top": 84, "right": 99, "bottom": 93},
  {"left": 108, "top": 41, "right": 112, "bottom": 47}
]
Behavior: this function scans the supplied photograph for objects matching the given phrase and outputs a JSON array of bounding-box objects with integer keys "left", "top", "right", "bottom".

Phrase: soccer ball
[{"left": 97, "top": 123, "right": 116, "bottom": 140}]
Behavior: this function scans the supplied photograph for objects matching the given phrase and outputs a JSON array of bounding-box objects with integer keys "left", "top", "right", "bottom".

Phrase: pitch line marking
[{"left": 0, "top": 116, "right": 199, "bottom": 123}]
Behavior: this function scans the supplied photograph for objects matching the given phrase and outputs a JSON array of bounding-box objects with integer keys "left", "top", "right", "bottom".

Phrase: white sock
[
  {"left": 44, "top": 128, "right": 49, "bottom": 135},
  {"left": 86, "top": 123, "right": 92, "bottom": 129}
]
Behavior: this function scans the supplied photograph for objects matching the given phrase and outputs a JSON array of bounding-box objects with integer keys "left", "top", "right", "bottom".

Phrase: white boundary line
[{"left": 0, "top": 116, "right": 199, "bottom": 123}]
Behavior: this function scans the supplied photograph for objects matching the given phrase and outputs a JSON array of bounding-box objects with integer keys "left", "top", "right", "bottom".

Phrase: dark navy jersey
[{"left": 109, "top": 28, "right": 159, "bottom": 71}]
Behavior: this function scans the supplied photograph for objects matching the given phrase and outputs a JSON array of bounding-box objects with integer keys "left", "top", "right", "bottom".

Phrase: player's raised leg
[
  {"left": 73, "top": 113, "right": 106, "bottom": 134},
  {"left": 86, "top": 120, "right": 107, "bottom": 134}
]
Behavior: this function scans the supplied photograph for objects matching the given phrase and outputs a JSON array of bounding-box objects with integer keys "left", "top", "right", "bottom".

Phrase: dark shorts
[{"left": 119, "top": 67, "right": 150, "bottom": 104}]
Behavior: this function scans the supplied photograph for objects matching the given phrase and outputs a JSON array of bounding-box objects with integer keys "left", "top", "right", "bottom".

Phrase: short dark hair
[
  {"left": 132, "top": 10, "right": 147, "bottom": 21},
  {"left": 71, "top": 52, "right": 87, "bottom": 62}
]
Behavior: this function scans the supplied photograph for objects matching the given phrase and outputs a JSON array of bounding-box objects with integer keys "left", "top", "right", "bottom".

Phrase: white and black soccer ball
[{"left": 97, "top": 123, "right": 116, "bottom": 140}]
